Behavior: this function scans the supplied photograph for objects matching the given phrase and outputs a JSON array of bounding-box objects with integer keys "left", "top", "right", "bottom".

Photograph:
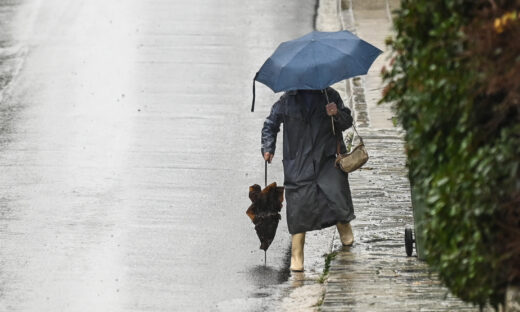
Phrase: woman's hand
[
  {"left": 264, "top": 152, "right": 274, "bottom": 163},
  {"left": 326, "top": 102, "right": 338, "bottom": 116}
]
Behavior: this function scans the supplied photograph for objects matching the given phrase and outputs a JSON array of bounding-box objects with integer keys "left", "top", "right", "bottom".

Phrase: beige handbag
[{"left": 335, "top": 125, "right": 369, "bottom": 173}]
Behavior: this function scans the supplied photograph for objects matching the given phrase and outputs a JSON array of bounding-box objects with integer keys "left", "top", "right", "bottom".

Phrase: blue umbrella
[{"left": 251, "top": 30, "right": 382, "bottom": 112}]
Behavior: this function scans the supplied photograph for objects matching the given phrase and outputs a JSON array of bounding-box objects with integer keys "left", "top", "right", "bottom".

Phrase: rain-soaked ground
[{"left": 0, "top": 0, "right": 318, "bottom": 311}]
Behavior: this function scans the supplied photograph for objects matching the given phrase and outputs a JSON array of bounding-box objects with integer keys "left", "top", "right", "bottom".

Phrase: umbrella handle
[
  {"left": 323, "top": 89, "right": 336, "bottom": 136},
  {"left": 324, "top": 88, "right": 330, "bottom": 102},
  {"left": 265, "top": 160, "right": 267, "bottom": 188}
]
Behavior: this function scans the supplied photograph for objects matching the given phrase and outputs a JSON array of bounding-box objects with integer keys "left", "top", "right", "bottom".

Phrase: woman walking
[{"left": 261, "top": 87, "right": 355, "bottom": 272}]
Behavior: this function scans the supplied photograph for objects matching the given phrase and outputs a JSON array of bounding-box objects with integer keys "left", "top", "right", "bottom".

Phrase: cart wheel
[{"left": 405, "top": 227, "right": 414, "bottom": 257}]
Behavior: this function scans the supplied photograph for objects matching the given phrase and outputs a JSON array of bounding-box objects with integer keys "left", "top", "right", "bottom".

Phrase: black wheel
[{"left": 405, "top": 227, "right": 414, "bottom": 257}]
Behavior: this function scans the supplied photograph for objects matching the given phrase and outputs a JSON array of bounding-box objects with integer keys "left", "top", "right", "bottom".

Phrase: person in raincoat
[{"left": 261, "top": 87, "right": 355, "bottom": 272}]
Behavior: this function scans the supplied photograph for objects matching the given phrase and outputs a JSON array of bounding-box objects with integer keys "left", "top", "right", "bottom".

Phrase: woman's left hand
[{"left": 326, "top": 102, "right": 338, "bottom": 116}]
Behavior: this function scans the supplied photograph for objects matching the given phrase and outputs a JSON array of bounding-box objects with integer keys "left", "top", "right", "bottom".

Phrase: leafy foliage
[{"left": 381, "top": 0, "right": 520, "bottom": 307}]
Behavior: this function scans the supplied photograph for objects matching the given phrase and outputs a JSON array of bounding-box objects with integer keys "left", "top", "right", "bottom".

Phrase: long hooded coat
[{"left": 261, "top": 88, "right": 355, "bottom": 234}]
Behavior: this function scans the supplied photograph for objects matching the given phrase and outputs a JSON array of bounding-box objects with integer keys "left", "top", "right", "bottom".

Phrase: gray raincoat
[{"left": 261, "top": 88, "right": 355, "bottom": 234}]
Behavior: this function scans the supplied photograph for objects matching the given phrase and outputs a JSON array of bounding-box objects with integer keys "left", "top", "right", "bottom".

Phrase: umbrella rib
[
  {"left": 273, "top": 40, "right": 313, "bottom": 91},
  {"left": 318, "top": 40, "right": 378, "bottom": 76},
  {"left": 281, "top": 41, "right": 313, "bottom": 67}
]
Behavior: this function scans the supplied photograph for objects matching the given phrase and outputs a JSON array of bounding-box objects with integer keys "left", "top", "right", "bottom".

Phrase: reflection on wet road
[{"left": 0, "top": 0, "right": 316, "bottom": 311}]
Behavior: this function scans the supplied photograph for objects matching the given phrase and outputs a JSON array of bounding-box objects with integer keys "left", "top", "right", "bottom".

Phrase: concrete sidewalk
[
  {"left": 320, "top": 126, "right": 478, "bottom": 311},
  {"left": 316, "top": 0, "right": 479, "bottom": 311}
]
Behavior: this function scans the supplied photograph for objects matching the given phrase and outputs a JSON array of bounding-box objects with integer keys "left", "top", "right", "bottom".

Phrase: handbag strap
[
  {"left": 336, "top": 122, "right": 364, "bottom": 155},
  {"left": 351, "top": 123, "right": 364, "bottom": 145}
]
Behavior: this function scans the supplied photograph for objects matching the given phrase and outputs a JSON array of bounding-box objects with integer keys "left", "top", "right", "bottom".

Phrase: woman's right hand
[{"left": 264, "top": 152, "right": 274, "bottom": 163}]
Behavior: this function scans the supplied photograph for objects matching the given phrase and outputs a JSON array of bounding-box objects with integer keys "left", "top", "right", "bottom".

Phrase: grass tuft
[{"left": 317, "top": 252, "right": 337, "bottom": 284}]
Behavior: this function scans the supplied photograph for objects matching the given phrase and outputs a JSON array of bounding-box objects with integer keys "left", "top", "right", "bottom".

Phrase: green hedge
[{"left": 381, "top": 0, "right": 520, "bottom": 307}]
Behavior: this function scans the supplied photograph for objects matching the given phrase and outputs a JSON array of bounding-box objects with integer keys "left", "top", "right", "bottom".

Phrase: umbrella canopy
[
  {"left": 246, "top": 183, "right": 284, "bottom": 251},
  {"left": 251, "top": 30, "right": 382, "bottom": 111}
]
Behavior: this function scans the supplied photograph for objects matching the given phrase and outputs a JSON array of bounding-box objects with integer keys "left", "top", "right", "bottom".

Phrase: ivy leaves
[{"left": 381, "top": 0, "right": 519, "bottom": 307}]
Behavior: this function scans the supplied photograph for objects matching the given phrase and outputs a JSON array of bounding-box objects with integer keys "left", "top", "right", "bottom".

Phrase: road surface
[{"left": 0, "top": 0, "right": 317, "bottom": 311}]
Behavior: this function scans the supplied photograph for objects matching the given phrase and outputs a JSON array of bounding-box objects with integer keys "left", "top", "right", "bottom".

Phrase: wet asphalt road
[{"left": 0, "top": 0, "right": 316, "bottom": 311}]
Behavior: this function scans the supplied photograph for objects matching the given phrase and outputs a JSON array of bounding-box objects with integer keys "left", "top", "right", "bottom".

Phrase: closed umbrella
[
  {"left": 246, "top": 182, "right": 284, "bottom": 252},
  {"left": 246, "top": 163, "right": 284, "bottom": 263}
]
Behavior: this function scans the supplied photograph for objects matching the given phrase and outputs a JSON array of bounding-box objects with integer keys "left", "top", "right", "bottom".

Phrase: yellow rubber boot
[
  {"left": 337, "top": 222, "right": 354, "bottom": 246},
  {"left": 290, "top": 233, "right": 305, "bottom": 272}
]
